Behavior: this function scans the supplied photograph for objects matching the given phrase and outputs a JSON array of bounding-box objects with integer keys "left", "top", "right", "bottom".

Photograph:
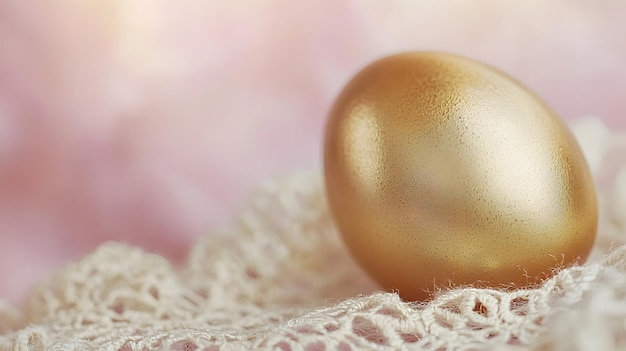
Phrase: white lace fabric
[{"left": 1, "top": 118, "right": 625, "bottom": 351}]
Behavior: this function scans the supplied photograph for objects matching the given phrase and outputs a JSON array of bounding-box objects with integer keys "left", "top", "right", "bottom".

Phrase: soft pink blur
[{"left": 0, "top": 1, "right": 625, "bottom": 302}]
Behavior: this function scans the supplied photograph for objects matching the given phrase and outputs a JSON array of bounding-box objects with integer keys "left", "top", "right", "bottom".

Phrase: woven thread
[{"left": 0, "top": 118, "right": 625, "bottom": 351}]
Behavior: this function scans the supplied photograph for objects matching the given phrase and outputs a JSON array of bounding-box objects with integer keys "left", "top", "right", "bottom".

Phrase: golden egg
[{"left": 323, "top": 52, "right": 598, "bottom": 301}]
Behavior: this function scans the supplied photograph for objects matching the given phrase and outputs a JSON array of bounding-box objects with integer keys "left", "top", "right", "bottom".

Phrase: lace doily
[{"left": 1, "top": 118, "right": 625, "bottom": 351}]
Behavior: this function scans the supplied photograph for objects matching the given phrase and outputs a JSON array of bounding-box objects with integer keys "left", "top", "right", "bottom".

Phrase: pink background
[{"left": 0, "top": 1, "right": 625, "bottom": 302}]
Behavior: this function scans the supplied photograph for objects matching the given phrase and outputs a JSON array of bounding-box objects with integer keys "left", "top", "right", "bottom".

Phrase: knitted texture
[{"left": 0, "top": 118, "right": 625, "bottom": 351}]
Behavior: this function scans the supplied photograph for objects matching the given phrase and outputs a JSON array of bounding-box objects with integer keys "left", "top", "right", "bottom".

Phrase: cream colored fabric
[{"left": 1, "top": 118, "right": 625, "bottom": 351}]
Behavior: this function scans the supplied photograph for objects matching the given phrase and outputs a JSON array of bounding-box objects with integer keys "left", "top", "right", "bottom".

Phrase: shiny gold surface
[{"left": 324, "top": 52, "right": 598, "bottom": 301}]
